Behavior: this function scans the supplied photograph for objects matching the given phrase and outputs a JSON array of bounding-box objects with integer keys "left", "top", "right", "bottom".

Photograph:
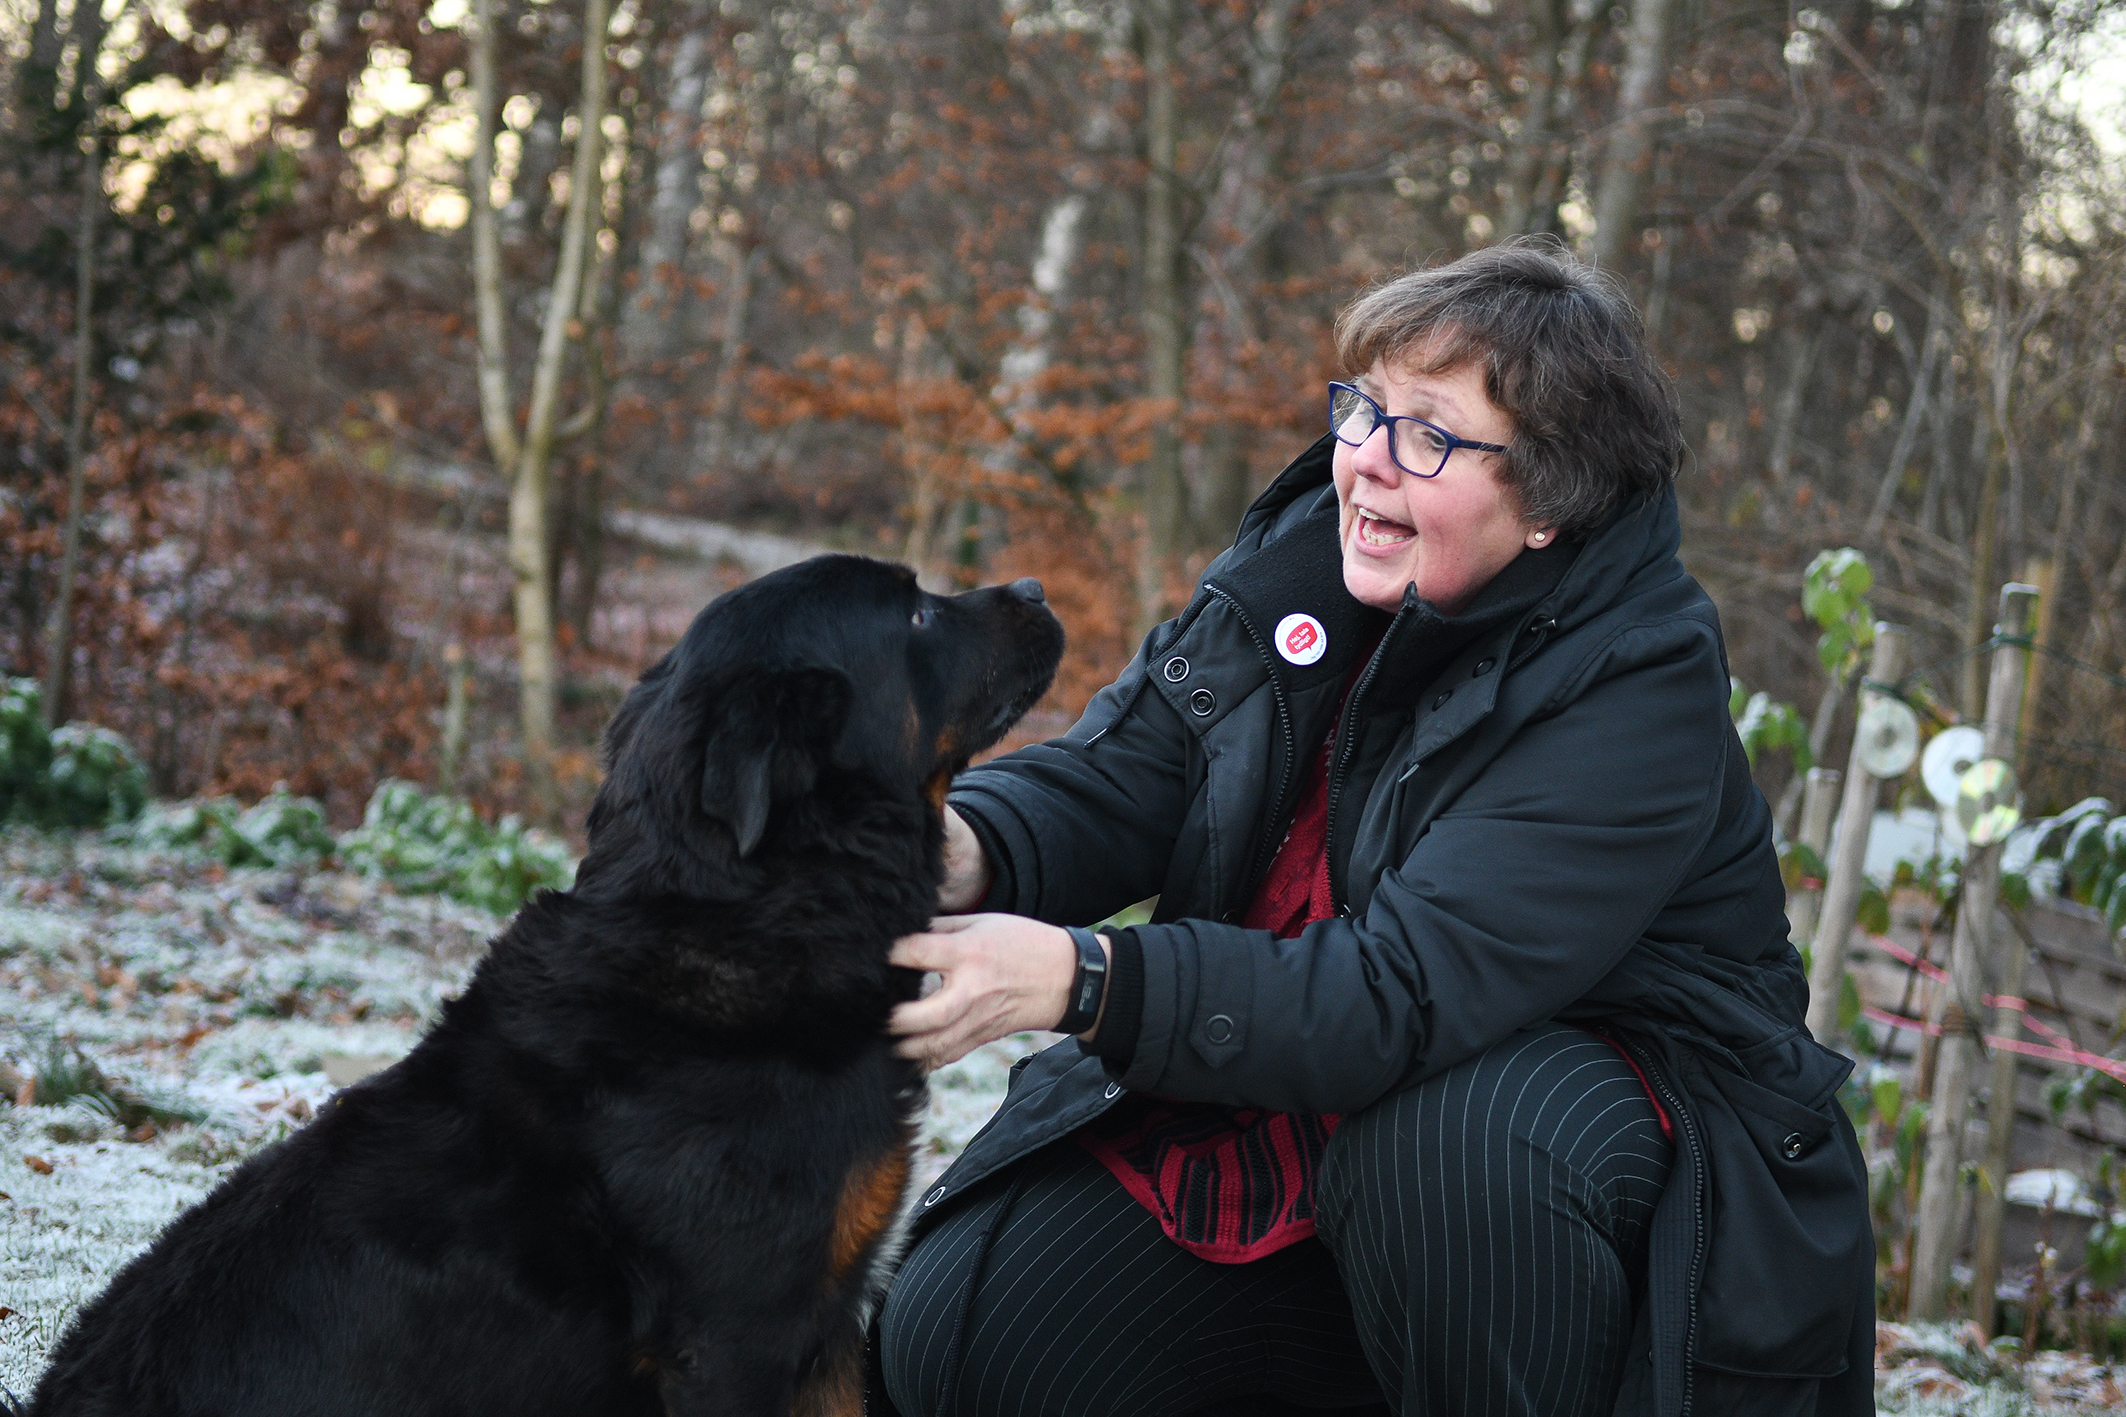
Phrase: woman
[{"left": 879, "top": 241, "right": 1873, "bottom": 1417}]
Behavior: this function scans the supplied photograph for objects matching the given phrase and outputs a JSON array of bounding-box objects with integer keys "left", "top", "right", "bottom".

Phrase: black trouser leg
[
  {"left": 1313, "top": 1023, "right": 1673, "bottom": 1417},
  {"left": 877, "top": 1023, "right": 1670, "bottom": 1417},
  {"left": 877, "top": 1143, "right": 1384, "bottom": 1417}
]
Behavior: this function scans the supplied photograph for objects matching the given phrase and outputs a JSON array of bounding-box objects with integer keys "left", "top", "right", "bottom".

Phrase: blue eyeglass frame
[{"left": 1327, "top": 381, "right": 1508, "bottom": 479}]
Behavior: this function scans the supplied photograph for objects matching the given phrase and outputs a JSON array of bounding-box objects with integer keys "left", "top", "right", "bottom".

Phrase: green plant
[
  {"left": 1730, "top": 679, "right": 1813, "bottom": 773},
  {"left": 0, "top": 677, "right": 55, "bottom": 820},
  {"left": 130, "top": 795, "right": 248, "bottom": 855},
  {"left": 2086, "top": 1214, "right": 2126, "bottom": 1291},
  {"left": 44, "top": 723, "right": 149, "bottom": 828},
  {"left": 129, "top": 788, "right": 334, "bottom": 867},
  {"left": 1994, "top": 798, "right": 2126, "bottom": 937},
  {"left": 1803, "top": 547, "right": 1876, "bottom": 681},
  {"left": 0, "top": 679, "right": 146, "bottom": 828},
  {"left": 233, "top": 788, "right": 336, "bottom": 867},
  {"left": 338, "top": 780, "right": 573, "bottom": 914},
  {"left": 18, "top": 1037, "right": 205, "bottom": 1131}
]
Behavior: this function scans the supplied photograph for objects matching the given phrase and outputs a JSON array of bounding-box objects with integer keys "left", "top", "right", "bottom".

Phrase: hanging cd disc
[
  {"left": 1855, "top": 697, "right": 1921, "bottom": 779},
  {"left": 1922, "top": 725, "right": 1988, "bottom": 809},
  {"left": 1957, "top": 758, "right": 2021, "bottom": 846}
]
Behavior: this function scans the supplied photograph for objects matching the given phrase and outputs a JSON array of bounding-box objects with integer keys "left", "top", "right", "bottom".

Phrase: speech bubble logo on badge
[{"left": 1274, "top": 613, "right": 1327, "bottom": 666}]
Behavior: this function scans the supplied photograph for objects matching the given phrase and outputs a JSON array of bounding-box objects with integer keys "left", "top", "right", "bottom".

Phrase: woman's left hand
[{"left": 889, "top": 914, "right": 1089, "bottom": 1069}]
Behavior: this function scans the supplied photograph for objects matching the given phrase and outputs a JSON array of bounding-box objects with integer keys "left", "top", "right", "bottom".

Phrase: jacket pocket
[{"left": 1687, "top": 1058, "right": 1869, "bottom": 1380}]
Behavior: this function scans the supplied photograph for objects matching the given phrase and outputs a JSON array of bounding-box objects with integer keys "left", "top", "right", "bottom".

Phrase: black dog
[{"left": 23, "top": 556, "right": 1063, "bottom": 1417}]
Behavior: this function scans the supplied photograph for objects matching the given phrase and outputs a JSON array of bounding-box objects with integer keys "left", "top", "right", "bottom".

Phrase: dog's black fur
[{"left": 22, "top": 556, "right": 1062, "bottom": 1417}]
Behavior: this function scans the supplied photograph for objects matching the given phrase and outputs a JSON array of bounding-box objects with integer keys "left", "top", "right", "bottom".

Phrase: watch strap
[{"left": 1057, "top": 926, "right": 1109, "bottom": 1035}]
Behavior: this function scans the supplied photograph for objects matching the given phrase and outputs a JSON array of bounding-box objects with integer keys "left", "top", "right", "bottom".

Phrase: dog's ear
[{"left": 700, "top": 666, "right": 854, "bottom": 856}]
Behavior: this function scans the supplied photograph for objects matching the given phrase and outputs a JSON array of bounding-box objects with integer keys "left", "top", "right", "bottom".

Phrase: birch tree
[
  {"left": 1136, "top": 0, "right": 1187, "bottom": 631},
  {"left": 469, "top": 0, "right": 612, "bottom": 811},
  {"left": 1588, "top": 0, "right": 1678, "bottom": 269}
]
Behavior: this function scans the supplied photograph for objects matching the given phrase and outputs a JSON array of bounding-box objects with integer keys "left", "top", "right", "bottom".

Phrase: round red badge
[{"left": 1274, "top": 613, "right": 1327, "bottom": 667}]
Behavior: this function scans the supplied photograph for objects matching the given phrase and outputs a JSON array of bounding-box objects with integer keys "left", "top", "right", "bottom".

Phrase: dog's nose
[{"left": 1006, "top": 578, "right": 1046, "bottom": 604}]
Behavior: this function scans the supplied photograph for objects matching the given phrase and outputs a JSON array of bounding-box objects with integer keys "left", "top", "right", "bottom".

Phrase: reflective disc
[
  {"left": 1922, "top": 725, "right": 1988, "bottom": 809},
  {"left": 1855, "top": 698, "right": 1921, "bottom": 779},
  {"left": 1957, "top": 758, "right": 2021, "bottom": 846}
]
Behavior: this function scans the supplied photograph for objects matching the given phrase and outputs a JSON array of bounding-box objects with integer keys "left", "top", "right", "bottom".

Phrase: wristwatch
[{"left": 1057, "top": 926, "right": 1109, "bottom": 1035}]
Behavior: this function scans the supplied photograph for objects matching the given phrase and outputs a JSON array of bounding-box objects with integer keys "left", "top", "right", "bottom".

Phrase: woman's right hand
[{"left": 938, "top": 806, "right": 992, "bottom": 913}]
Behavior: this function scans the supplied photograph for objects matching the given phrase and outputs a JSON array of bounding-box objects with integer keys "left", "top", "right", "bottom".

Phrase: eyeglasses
[{"left": 1328, "top": 382, "right": 1508, "bottom": 479}]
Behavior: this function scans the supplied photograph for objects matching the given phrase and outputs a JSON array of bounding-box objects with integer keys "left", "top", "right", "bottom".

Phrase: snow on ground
[
  {"left": 0, "top": 829, "right": 1037, "bottom": 1400},
  {"left": 10, "top": 829, "right": 2122, "bottom": 1412}
]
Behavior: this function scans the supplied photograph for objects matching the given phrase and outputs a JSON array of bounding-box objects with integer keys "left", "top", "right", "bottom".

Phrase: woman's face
[{"left": 1331, "top": 355, "right": 1550, "bottom": 615}]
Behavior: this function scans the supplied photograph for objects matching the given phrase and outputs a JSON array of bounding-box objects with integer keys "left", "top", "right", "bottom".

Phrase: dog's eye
[{"left": 911, "top": 608, "right": 932, "bottom": 628}]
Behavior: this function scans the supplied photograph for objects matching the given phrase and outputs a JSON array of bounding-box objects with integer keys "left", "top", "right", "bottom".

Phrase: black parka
[{"left": 921, "top": 436, "right": 1875, "bottom": 1416}]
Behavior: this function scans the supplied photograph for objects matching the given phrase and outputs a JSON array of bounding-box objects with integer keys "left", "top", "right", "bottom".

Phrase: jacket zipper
[
  {"left": 1323, "top": 609, "right": 1406, "bottom": 914},
  {"left": 1202, "top": 583, "right": 1298, "bottom": 908},
  {"left": 1615, "top": 1032, "right": 1705, "bottom": 1417}
]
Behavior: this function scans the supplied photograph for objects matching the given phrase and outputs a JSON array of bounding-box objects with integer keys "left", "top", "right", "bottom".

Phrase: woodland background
[{"left": 1, "top": 0, "right": 2122, "bottom": 835}]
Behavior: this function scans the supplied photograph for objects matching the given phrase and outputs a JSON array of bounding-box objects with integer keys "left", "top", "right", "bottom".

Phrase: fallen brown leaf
[{"left": 23, "top": 1155, "right": 53, "bottom": 1174}]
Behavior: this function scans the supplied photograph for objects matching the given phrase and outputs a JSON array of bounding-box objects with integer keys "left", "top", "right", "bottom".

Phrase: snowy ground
[
  {"left": 7, "top": 830, "right": 2126, "bottom": 1411},
  {"left": 0, "top": 829, "right": 1039, "bottom": 1401}
]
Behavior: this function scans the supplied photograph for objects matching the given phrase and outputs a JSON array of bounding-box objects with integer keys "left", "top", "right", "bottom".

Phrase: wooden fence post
[
  {"left": 1807, "top": 624, "right": 1909, "bottom": 1043},
  {"left": 1908, "top": 583, "right": 2038, "bottom": 1320},
  {"left": 1786, "top": 766, "right": 1843, "bottom": 951},
  {"left": 1970, "top": 575, "right": 2044, "bottom": 1335}
]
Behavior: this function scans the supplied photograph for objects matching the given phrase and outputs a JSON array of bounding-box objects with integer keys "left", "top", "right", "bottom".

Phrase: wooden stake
[
  {"left": 1908, "top": 583, "right": 2038, "bottom": 1320},
  {"left": 1806, "top": 623, "right": 1909, "bottom": 1043},
  {"left": 1786, "top": 766, "right": 1843, "bottom": 952},
  {"left": 1970, "top": 568, "right": 2046, "bottom": 1335}
]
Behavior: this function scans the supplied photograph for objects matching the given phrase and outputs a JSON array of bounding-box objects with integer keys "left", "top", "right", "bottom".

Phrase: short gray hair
[{"left": 1334, "top": 238, "right": 1681, "bottom": 537}]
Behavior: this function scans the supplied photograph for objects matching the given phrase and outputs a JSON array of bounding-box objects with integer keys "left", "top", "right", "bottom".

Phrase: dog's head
[{"left": 575, "top": 556, "right": 1063, "bottom": 900}]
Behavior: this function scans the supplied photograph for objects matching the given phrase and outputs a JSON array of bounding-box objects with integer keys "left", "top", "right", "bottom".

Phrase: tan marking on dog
[
  {"left": 921, "top": 768, "right": 953, "bottom": 810},
  {"left": 790, "top": 1324, "right": 865, "bottom": 1417},
  {"left": 829, "top": 1147, "right": 911, "bottom": 1282},
  {"left": 922, "top": 726, "right": 961, "bottom": 809}
]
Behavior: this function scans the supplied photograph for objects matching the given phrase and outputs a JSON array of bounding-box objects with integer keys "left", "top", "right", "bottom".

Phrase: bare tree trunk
[
  {"left": 694, "top": 240, "right": 762, "bottom": 476},
  {"left": 1505, "top": 0, "right": 1597, "bottom": 237},
  {"left": 2056, "top": 334, "right": 2120, "bottom": 734},
  {"left": 1961, "top": 432, "right": 2004, "bottom": 721},
  {"left": 982, "top": 193, "right": 1086, "bottom": 522},
  {"left": 899, "top": 312, "right": 950, "bottom": 581},
  {"left": 1864, "top": 300, "right": 1945, "bottom": 540},
  {"left": 1137, "top": 0, "right": 1187, "bottom": 633},
  {"left": 1503, "top": 0, "right": 1567, "bottom": 236},
  {"left": 1766, "top": 321, "right": 1820, "bottom": 490},
  {"left": 44, "top": 76, "right": 102, "bottom": 727},
  {"left": 622, "top": 1, "right": 712, "bottom": 371},
  {"left": 470, "top": 0, "right": 611, "bottom": 815},
  {"left": 501, "top": 103, "right": 563, "bottom": 248},
  {"left": 1196, "top": 0, "right": 1293, "bottom": 548},
  {"left": 1589, "top": 0, "right": 1678, "bottom": 270},
  {"left": 469, "top": 3, "right": 520, "bottom": 478}
]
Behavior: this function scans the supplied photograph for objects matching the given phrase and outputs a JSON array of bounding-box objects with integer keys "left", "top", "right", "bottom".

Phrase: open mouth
[{"left": 1354, "top": 506, "right": 1415, "bottom": 549}]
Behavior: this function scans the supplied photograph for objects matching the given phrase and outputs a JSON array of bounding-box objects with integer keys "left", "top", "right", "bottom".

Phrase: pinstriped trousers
[{"left": 878, "top": 1024, "right": 1672, "bottom": 1417}]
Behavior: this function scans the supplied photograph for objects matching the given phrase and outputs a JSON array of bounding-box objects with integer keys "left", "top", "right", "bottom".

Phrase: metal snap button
[
  {"left": 923, "top": 1185, "right": 947, "bottom": 1206},
  {"left": 1189, "top": 688, "right": 1216, "bottom": 717},
  {"left": 1104, "top": 1082, "right": 1121, "bottom": 1099},
  {"left": 1431, "top": 690, "right": 1452, "bottom": 710},
  {"left": 1205, "top": 1014, "right": 1234, "bottom": 1043},
  {"left": 1780, "top": 1133, "right": 1807, "bottom": 1160},
  {"left": 1474, "top": 658, "right": 1496, "bottom": 675},
  {"left": 1163, "top": 655, "right": 1190, "bottom": 682}
]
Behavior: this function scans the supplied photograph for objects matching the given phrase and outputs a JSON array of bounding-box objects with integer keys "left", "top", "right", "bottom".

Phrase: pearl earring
[{"left": 1532, "top": 532, "right": 1547, "bottom": 544}]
